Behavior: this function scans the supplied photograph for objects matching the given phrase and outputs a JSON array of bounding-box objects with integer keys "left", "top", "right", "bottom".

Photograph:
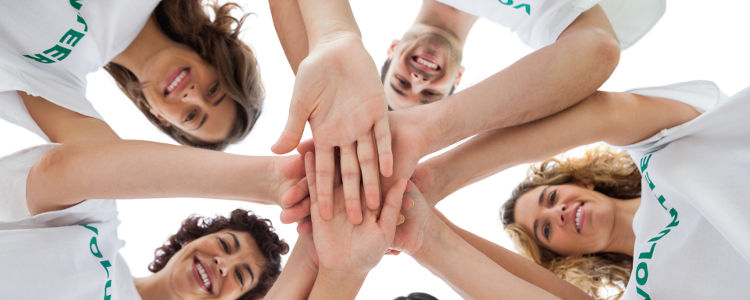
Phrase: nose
[
  {"left": 179, "top": 83, "right": 204, "bottom": 104},
  {"left": 214, "top": 257, "right": 228, "bottom": 277},
  {"left": 555, "top": 204, "right": 568, "bottom": 226},
  {"left": 410, "top": 73, "right": 430, "bottom": 93}
]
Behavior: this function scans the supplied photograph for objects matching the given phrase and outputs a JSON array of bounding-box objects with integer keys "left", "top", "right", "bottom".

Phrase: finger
[
  {"left": 373, "top": 117, "right": 393, "bottom": 177},
  {"left": 401, "top": 195, "right": 414, "bottom": 211},
  {"left": 378, "top": 178, "right": 408, "bottom": 229},
  {"left": 296, "top": 217, "right": 313, "bottom": 235},
  {"left": 304, "top": 152, "right": 320, "bottom": 223},
  {"left": 340, "top": 144, "right": 363, "bottom": 224},
  {"left": 385, "top": 249, "right": 401, "bottom": 256},
  {"left": 280, "top": 197, "right": 311, "bottom": 224},
  {"left": 315, "top": 147, "right": 335, "bottom": 221},
  {"left": 279, "top": 177, "right": 309, "bottom": 207},
  {"left": 358, "top": 134, "right": 381, "bottom": 211},
  {"left": 272, "top": 92, "right": 312, "bottom": 154},
  {"left": 297, "top": 138, "right": 316, "bottom": 155}
]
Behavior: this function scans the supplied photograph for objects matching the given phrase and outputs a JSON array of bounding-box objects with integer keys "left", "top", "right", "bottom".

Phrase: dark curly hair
[
  {"left": 105, "top": 0, "right": 263, "bottom": 150},
  {"left": 149, "top": 209, "right": 289, "bottom": 299}
]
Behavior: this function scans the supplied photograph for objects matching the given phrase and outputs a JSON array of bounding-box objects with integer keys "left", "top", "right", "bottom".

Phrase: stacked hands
[{"left": 265, "top": 33, "right": 447, "bottom": 292}]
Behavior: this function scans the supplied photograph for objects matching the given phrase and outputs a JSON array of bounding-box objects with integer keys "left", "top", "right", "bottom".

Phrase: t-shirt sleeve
[
  {"left": 0, "top": 144, "right": 118, "bottom": 228},
  {"left": 615, "top": 80, "right": 726, "bottom": 155}
]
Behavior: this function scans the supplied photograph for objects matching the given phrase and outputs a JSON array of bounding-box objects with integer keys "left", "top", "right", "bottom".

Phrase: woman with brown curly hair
[
  {"left": 0, "top": 139, "right": 297, "bottom": 299},
  {"left": 406, "top": 81, "right": 750, "bottom": 299}
]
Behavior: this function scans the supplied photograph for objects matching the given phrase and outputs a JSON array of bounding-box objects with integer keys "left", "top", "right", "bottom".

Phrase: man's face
[{"left": 383, "top": 26, "right": 464, "bottom": 110}]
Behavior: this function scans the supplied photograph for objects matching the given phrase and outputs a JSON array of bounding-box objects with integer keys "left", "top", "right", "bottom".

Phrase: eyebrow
[
  {"left": 193, "top": 114, "right": 207, "bottom": 131},
  {"left": 390, "top": 83, "right": 406, "bottom": 96},
  {"left": 212, "top": 93, "right": 226, "bottom": 107},
  {"left": 244, "top": 264, "right": 255, "bottom": 286},
  {"left": 226, "top": 232, "right": 240, "bottom": 250}
]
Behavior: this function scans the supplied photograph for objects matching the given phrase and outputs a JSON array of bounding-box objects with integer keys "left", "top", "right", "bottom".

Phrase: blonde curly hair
[{"left": 501, "top": 147, "right": 640, "bottom": 299}]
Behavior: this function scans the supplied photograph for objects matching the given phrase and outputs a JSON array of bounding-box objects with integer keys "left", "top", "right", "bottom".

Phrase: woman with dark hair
[
  {"left": 403, "top": 80, "right": 750, "bottom": 299},
  {"left": 0, "top": 139, "right": 297, "bottom": 299}
]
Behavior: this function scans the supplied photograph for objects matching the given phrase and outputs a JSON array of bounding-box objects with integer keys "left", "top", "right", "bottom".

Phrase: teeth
[
  {"left": 416, "top": 57, "right": 438, "bottom": 70},
  {"left": 196, "top": 262, "right": 211, "bottom": 289},
  {"left": 575, "top": 207, "right": 582, "bottom": 231},
  {"left": 167, "top": 70, "right": 187, "bottom": 93}
]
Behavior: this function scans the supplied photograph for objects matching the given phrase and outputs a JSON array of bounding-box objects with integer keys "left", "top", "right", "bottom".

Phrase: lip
[
  {"left": 162, "top": 67, "right": 191, "bottom": 96},
  {"left": 409, "top": 54, "right": 441, "bottom": 74},
  {"left": 192, "top": 257, "right": 214, "bottom": 294}
]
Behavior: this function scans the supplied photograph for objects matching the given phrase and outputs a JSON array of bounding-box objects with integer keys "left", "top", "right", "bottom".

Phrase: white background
[{"left": 2, "top": 0, "right": 749, "bottom": 299}]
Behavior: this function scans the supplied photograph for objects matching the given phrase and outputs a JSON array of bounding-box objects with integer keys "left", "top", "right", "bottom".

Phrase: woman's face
[
  {"left": 139, "top": 45, "right": 237, "bottom": 143},
  {"left": 160, "top": 229, "right": 266, "bottom": 299},
  {"left": 513, "top": 184, "right": 617, "bottom": 256}
]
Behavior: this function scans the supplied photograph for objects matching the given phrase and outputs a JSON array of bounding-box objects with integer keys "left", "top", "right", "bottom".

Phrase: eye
[
  {"left": 208, "top": 82, "right": 219, "bottom": 96},
  {"left": 543, "top": 223, "right": 551, "bottom": 239},
  {"left": 235, "top": 268, "right": 245, "bottom": 286},
  {"left": 548, "top": 190, "right": 557, "bottom": 206},
  {"left": 423, "top": 90, "right": 436, "bottom": 96},
  {"left": 218, "top": 238, "right": 230, "bottom": 253},
  {"left": 184, "top": 110, "right": 197, "bottom": 123}
]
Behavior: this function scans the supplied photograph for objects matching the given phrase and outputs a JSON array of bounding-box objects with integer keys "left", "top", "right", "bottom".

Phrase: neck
[
  {"left": 604, "top": 197, "right": 641, "bottom": 256},
  {"left": 111, "top": 15, "right": 174, "bottom": 80},
  {"left": 410, "top": 0, "right": 477, "bottom": 46},
  {"left": 134, "top": 274, "right": 174, "bottom": 300}
]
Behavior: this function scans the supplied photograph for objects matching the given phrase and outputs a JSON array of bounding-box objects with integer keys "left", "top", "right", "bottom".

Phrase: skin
[
  {"left": 382, "top": 0, "right": 476, "bottom": 109},
  {"left": 513, "top": 184, "right": 639, "bottom": 256},
  {"left": 111, "top": 16, "right": 237, "bottom": 143},
  {"left": 133, "top": 230, "right": 266, "bottom": 300}
]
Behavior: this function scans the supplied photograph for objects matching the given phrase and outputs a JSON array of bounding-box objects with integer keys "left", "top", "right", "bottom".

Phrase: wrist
[
  {"left": 312, "top": 267, "right": 367, "bottom": 297},
  {"left": 408, "top": 213, "right": 447, "bottom": 260}
]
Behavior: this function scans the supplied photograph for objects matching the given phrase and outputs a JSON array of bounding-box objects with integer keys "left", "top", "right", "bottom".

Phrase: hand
[
  {"left": 305, "top": 151, "right": 407, "bottom": 277},
  {"left": 391, "top": 183, "right": 433, "bottom": 256},
  {"left": 410, "top": 163, "right": 444, "bottom": 207},
  {"left": 381, "top": 109, "right": 433, "bottom": 200},
  {"left": 272, "top": 33, "right": 393, "bottom": 224}
]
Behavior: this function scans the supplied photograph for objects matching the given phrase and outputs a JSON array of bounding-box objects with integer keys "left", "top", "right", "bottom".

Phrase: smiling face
[
  {"left": 139, "top": 45, "right": 237, "bottom": 143},
  {"left": 513, "top": 184, "right": 618, "bottom": 256},
  {"left": 161, "top": 229, "right": 266, "bottom": 299},
  {"left": 383, "top": 25, "right": 464, "bottom": 110}
]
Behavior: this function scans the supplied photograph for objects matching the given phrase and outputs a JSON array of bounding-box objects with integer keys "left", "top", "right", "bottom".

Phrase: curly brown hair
[
  {"left": 105, "top": 0, "right": 263, "bottom": 150},
  {"left": 149, "top": 209, "right": 289, "bottom": 300},
  {"left": 501, "top": 147, "right": 641, "bottom": 300}
]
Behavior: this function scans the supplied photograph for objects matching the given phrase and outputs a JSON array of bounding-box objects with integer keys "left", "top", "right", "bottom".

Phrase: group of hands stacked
[{"left": 266, "top": 34, "right": 451, "bottom": 285}]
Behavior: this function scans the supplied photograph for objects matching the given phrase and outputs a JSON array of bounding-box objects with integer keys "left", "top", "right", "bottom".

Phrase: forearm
[
  {"left": 26, "top": 140, "right": 281, "bottom": 214},
  {"left": 309, "top": 269, "right": 366, "bottom": 300},
  {"left": 269, "top": 0, "right": 309, "bottom": 73},
  {"left": 265, "top": 237, "right": 318, "bottom": 299},
  {"left": 435, "top": 211, "right": 592, "bottom": 300},
  {"left": 411, "top": 216, "right": 559, "bottom": 299},
  {"left": 420, "top": 18, "right": 619, "bottom": 152},
  {"left": 297, "top": 0, "right": 360, "bottom": 48}
]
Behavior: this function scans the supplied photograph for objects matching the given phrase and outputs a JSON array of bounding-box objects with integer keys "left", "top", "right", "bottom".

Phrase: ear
[
  {"left": 454, "top": 65, "right": 466, "bottom": 87},
  {"left": 387, "top": 39, "right": 400, "bottom": 56},
  {"left": 149, "top": 108, "right": 172, "bottom": 128},
  {"left": 574, "top": 181, "right": 595, "bottom": 190}
]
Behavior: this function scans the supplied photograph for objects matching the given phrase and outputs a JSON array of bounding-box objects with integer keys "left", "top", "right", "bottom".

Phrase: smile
[
  {"left": 411, "top": 54, "right": 441, "bottom": 72},
  {"left": 574, "top": 203, "right": 585, "bottom": 233},
  {"left": 193, "top": 257, "right": 213, "bottom": 294},
  {"left": 163, "top": 67, "right": 190, "bottom": 96}
]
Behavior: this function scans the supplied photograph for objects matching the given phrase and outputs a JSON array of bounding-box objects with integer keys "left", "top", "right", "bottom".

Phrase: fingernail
[{"left": 398, "top": 214, "right": 406, "bottom": 225}]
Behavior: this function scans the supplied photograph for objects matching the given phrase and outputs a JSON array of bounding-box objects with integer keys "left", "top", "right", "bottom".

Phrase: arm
[
  {"left": 268, "top": 0, "right": 308, "bottom": 73},
  {"left": 413, "top": 91, "right": 700, "bottom": 205},
  {"left": 265, "top": 233, "right": 318, "bottom": 300},
  {"left": 25, "top": 139, "right": 304, "bottom": 215},
  {"left": 393, "top": 187, "right": 559, "bottom": 299},
  {"left": 433, "top": 210, "right": 592, "bottom": 300},
  {"left": 20, "top": 91, "right": 119, "bottom": 143},
  {"left": 405, "top": 6, "right": 622, "bottom": 156}
]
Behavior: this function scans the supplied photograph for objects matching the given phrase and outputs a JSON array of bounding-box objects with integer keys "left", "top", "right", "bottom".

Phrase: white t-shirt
[
  {"left": 0, "top": 0, "right": 160, "bottom": 140},
  {"left": 0, "top": 144, "right": 141, "bottom": 299},
  {"left": 618, "top": 81, "right": 750, "bottom": 299},
  {"left": 435, "top": 0, "right": 665, "bottom": 49}
]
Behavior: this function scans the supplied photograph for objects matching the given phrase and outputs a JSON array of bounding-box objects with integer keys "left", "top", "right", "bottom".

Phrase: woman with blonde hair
[{"left": 405, "top": 80, "right": 750, "bottom": 299}]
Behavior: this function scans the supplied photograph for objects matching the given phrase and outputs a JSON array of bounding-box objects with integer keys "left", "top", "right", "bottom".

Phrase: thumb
[{"left": 272, "top": 80, "right": 316, "bottom": 154}]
